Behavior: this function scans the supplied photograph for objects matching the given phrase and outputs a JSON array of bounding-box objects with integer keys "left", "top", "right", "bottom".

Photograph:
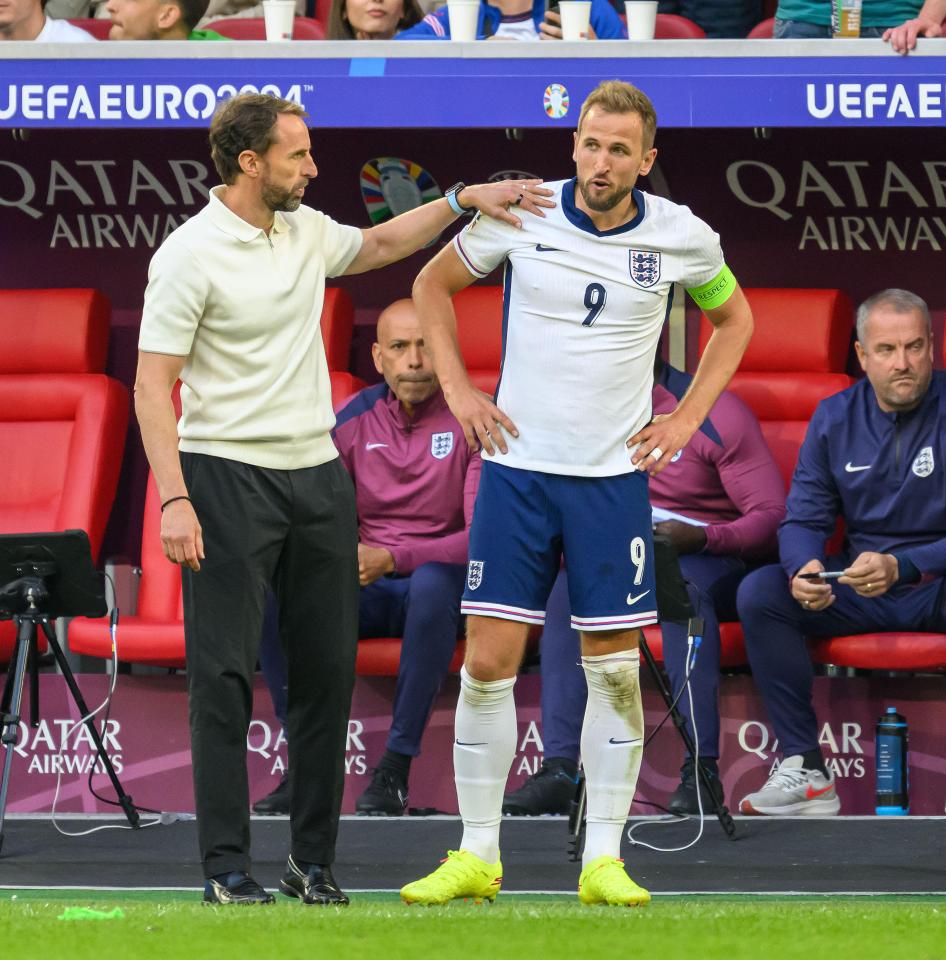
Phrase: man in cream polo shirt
[{"left": 135, "top": 92, "right": 551, "bottom": 906}]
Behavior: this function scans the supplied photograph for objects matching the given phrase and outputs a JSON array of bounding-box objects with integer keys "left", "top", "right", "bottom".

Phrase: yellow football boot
[
  {"left": 578, "top": 856, "right": 650, "bottom": 907},
  {"left": 400, "top": 850, "right": 502, "bottom": 905}
]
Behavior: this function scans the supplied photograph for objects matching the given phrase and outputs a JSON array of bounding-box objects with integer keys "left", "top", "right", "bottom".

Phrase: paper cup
[
  {"left": 447, "top": 0, "right": 480, "bottom": 41},
  {"left": 559, "top": 0, "right": 592, "bottom": 39},
  {"left": 624, "top": 0, "right": 657, "bottom": 39},
  {"left": 263, "top": 0, "right": 295, "bottom": 40}
]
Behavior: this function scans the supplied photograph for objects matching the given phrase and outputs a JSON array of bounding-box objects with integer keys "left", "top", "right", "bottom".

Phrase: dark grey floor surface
[{"left": 1, "top": 815, "right": 944, "bottom": 894}]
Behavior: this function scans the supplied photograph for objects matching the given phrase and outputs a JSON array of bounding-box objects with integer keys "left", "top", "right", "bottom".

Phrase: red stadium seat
[
  {"left": 699, "top": 288, "right": 855, "bottom": 490},
  {"left": 204, "top": 15, "right": 325, "bottom": 38},
  {"left": 454, "top": 285, "right": 504, "bottom": 394},
  {"left": 654, "top": 13, "right": 706, "bottom": 38},
  {"left": 67, "top": 17, "right": 111, "bottom": 38},
  {"left": 747, "top": 17, "right": 775, "bottom": 38},
  {"left": 322, "top": 287, "right": 355, "bottom": 372},
  {"left": 0, "top": 289, "right": 128, "bottom": 662},
  {"left": 330, "top": 370, "right": 367, "bottom": 410},
  {"left": 69, "top": 470, "right": 185, "bottom": 668}
]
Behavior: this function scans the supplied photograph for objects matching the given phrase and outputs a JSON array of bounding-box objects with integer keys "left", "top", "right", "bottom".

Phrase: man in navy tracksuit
[{"left": 737, "top": 289, "right": 946, "bottom": 816}]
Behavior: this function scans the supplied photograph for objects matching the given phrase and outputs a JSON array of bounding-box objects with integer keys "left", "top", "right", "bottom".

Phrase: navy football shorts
[{"left": 461, "top": 460, "right": 658, "bottom": 632}]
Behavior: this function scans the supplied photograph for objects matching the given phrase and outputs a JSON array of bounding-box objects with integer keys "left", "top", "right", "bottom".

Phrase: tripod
[
  {"left": 0, "top": 531, "right": 140, "bottom": 855},
  {"left": 567, "top": 536, "right": 736, "bottom": 860}
]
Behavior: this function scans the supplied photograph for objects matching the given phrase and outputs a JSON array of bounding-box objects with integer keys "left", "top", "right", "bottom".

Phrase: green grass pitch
[{"left": 2, "top": 890, "right": 945, "bottom": 960}]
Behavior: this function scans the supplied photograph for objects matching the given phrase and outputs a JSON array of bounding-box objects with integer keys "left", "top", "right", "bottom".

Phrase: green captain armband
[{"left": 686, "top": 265, "right": 737, "bottom": 311}]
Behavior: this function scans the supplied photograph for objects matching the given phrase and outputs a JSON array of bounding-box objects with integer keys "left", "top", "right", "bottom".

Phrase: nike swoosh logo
[
  {"left": 805, "top": 783, "right": 835, "bottom": 800},
  {"left": 845, "top": 462, "right": 871, "bottom": 473},
  {"left": 365, "top": 442, "right": 388, "bottom": 450},
  {"left": 455, "top": 739, "right": 488, "bottom": 746},
  {"left": 625, "top": 590, "right": 651, "bottom": 606},
  {"left": 608, "top": 737, "right": 642, "bottom": 745},
  {"left": 535, "top": 244, "right": 561, "bottom": 252}
]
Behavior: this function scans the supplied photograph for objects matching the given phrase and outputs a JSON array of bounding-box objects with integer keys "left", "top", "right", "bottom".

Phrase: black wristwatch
[{"left": 445, "top": 182, "right": 473, "bottom": 216}]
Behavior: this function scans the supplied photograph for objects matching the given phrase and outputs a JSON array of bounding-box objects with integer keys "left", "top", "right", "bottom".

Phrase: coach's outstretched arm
[
  {"left": 413, "top": 244, "right": 518, "bottom": 457},
  {"left": 629, "top": 283, "right": 753, "bottom": 476},
  {"left": 344, "top": 181, "right": 553, "bottom": 275}
]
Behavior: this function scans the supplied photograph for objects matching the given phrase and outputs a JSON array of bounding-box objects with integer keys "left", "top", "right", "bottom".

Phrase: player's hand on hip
[
  {"left": 161, "top": 500, "right": 204, "bottom": 572},
  {"left": 790, "top": 559, "right": 835, "bottom": 612},
  {"left": 445, "top": 383, "right": 518, "bottom": 455},
  {"left": 627, "top": 411, "right": 695, "bottom": 476},
  {"left": 838, "top": 551, "right": 898, "bottom": 597},
  {"left": 461, "top": 181, "right": 556, "bottom": 229}
]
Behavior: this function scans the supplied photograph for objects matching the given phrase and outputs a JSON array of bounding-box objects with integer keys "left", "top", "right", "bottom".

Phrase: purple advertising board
[
  {"left": 3, "top": 673, "right": 944, "bottom": 817},
  {"left": 3, "top": 45, "right": 946, "bottom": 128}
]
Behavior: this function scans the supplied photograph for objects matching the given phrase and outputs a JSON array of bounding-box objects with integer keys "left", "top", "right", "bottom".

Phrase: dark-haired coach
[{"left": 135, "top": 93, "right": 552, "bottom": 905}]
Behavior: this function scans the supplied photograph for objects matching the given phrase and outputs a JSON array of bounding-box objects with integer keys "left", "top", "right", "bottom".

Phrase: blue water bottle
[{"left": 875, "top": 707, "right": 909, "bottom": 815}]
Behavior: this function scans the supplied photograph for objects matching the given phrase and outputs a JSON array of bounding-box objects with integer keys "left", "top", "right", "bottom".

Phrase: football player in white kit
[{"left": 401, "top": 81, "right": 754, "bottom": 906}]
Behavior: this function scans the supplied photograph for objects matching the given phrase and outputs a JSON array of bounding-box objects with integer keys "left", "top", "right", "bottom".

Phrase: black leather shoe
[
  {"left": 355, "top": 767, "right": 408, "bottom": 816},
  {"left": 667, "top": 758, "right": 724, "bottom": 816},
  {"left": 280, "top": 856, "right": 350, "bottom": 905},
  {"left": 252, "top": 774, "right": 290, "bottom": 816},
  {"left": 203, "top": 871, "right": 275, "bottom": 905},
  {"left": 502, "top": 759, "right": 577, "bottom": 815}
]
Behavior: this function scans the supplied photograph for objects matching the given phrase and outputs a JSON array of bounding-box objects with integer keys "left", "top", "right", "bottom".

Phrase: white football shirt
[{"left": 453, "top": 178, "right": 725, "bottom": 477}]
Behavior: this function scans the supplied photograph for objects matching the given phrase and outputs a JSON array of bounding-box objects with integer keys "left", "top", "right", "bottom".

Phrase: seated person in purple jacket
[
  {"left": 737, "top": 289, "right": 946, "bottom": 817},
  {"left": 396, "top": 0, "right": 624, "bottom": 40},
  {"left": 255, "top": 298, "right": 481, "bottom": 816},
  {"left": 503, "top": 356, "right": 785, "bottom": 816}
]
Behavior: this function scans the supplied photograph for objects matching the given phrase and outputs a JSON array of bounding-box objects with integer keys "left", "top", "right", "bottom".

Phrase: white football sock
[
  {"left": 580, "top": 648, "right": 643, "bottom": 868},
  {"left": 454, "top": 666, "right": 517, "bottom": 864}
]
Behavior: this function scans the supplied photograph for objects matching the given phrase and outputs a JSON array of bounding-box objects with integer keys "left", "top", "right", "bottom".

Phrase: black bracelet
[{"left": 161, "top": 495, "right": 192, "bottom": 512}]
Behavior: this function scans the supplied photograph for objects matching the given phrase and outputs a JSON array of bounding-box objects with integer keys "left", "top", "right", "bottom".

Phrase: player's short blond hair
[{"left": 577, "top": 81, "right": 657, "bottom": 150}]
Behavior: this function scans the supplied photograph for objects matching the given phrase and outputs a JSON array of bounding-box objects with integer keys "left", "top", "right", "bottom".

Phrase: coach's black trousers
[{"left": 181, "top": 452, "right": 359, "bottom": 878}]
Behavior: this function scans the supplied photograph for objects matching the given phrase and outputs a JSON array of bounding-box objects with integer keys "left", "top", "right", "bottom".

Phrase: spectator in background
[
  {"left": 884, "top": 0, "right": 945, "bottom": 49},
  {"left": 327, "top": 0, "right": 422, "bottom": 38},
  {"left": 503, "top": 356, "right": 785, "bottom": 818},
  {"left": 253, "top": 299, "right": 481, "bottom": 817},
  {"left": 107, "top": 0, "right": 226, "bottom": 37},
  {"left": 774, "top": 0, "right": 925, "bottom": 38},
  {"left": 0, "top": 0, "right": 97, "bottom": 37},
  {"left": 396, "top": 0, "right": 624, "bottom": 39},
  {"left": 658, "top": 0, "right": 762, "bottom": 38},
  {"left": 738, "top": 289, "right": 946, "bottom": 816}
]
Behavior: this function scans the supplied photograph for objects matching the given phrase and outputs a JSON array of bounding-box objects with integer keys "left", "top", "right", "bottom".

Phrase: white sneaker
[{"left": 739, "top": 755, "right": 840, "bottom": 816}]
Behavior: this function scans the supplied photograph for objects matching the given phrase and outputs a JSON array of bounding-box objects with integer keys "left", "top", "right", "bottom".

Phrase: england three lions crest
[
  {"left": 467, "top": 560, "right": 484, "bottom": 591},
  {"left": 912, "top": 446, "right": 934, "bottom": 478},
  {"left": 431, "top": 432, "right": 454, "bottom": 460},
  {"left": 629, "top": 250, "right": 661, "bottom": 288}
]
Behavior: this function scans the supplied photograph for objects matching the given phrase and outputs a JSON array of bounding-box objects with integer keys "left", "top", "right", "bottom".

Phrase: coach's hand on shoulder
[
  {"left": 161, "top": 499, "right": 204, "bottom": 572},
  {"left": 791, "top": 560, "right": 834, "bottom": 612},
  {"left": 627, "top": 411, "right": 696, "bottom": 476},
  {"left": 460, "top": 180, "right": 555, "bottom": 229},
  {"left": 838, "top": 551, "right": 899, "bottom": 598},
  {"left": 444, "top": 382, "right": 519, "bottom": 456}
]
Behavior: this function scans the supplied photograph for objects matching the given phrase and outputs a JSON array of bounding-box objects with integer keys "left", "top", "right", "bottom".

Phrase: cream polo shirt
[{"left": 139, "top": 186, "right": 363, "bottom": 470}]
